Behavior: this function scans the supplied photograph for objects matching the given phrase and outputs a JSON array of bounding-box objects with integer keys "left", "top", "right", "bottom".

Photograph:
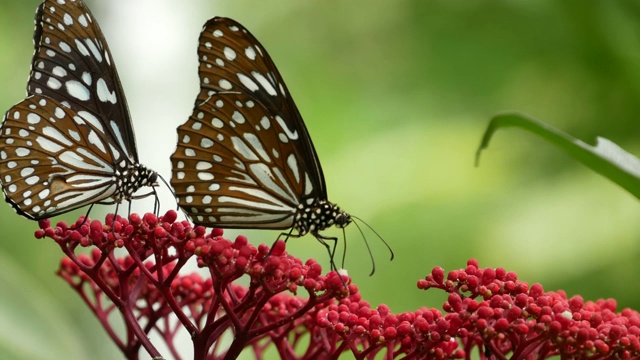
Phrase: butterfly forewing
[
  {"left": 29, "top": 0, "right": 138, "bottom": 162},
  {"left": 196, "top": 18, "right": 326, "bottom": 195},
  {"left": 1, "top": 95, "right": 120, "bottom": 219}
]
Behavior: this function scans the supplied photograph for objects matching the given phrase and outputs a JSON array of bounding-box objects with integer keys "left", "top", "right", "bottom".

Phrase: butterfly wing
[
  {"left": 28, "top": 0, "right": 139, "bottom": 162},
  {"left": 0, "top": 0, "right": 153, "bottom": 219},
  {"left": 171, "top": 17, "right": 327, "bottom": 228},
  {"left": 1, "top": 95, "right": 121, "bottom": 219},
  {"left": 172, "top": 90, "right": 317, "bottom": 228}
]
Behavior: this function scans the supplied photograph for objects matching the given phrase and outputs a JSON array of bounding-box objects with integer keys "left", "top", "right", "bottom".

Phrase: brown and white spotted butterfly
[
  {"left": 171, "top": 17, "right": 393, "bottom": 272},
  {"left": 0, "top": 0, "right": 158, "bottom": 220}
]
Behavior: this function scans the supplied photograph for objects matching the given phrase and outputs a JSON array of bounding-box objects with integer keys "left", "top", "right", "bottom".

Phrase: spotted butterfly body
[
  {"left": 170, "top": 18, "right": 352, "bottom": 259},
  {"left": 0, "top": 0, "right": 157, "bottom": 220}
]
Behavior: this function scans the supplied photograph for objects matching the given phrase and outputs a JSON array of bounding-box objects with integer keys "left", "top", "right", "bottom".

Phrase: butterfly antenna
[
  {"left": 351, "top": 215, "right": 394, "bottom": 261},
  {"left": 350, "top": 219, "right": 377, "bottom": 276}
]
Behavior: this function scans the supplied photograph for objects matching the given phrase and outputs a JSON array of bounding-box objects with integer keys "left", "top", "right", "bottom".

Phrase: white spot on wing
[
  {"left": 275, "top": 115, "right": 299, "bottom": 140},
  {"left": 232, "top": 111, "right": 245, "bottom": 124},
  {"left": 200, "top": 138, "right": 214, "bottom": 148},
  {"left": 84, "top": 38, "right": 103, "bottom": 62},
  {"left": 287, "top": 154, "right": 300, "bottom": 183},
  {"left": 76, "top": 111, "right": 104, "bottom": 132},
  {"left": 223, "top": 47, "right": 236, "bottom": 61},
  {"left": 247, "top": 163, "right": 297, "bottom": 204},
  {"left": 38, "top": 189, "right": 50, "bottom": 200},
  {"left": 245, "top": 46, "right": 256, "bottom": 60},
  {"left": 27, "top": 113, "right": 41, "bottom": 124},
  {"left": 243, "top": 133, "right": 270, "bottom": 162},
  {"left": 231, "top": 136, "right": 259, "bottom": 161},
  {"left": 82, "top": 72, "right": 92, "bottom": 85},
  {"left": 54, "top": 107, "right": 65, "bottom": 119},
  {"left": 110, "top": 120, "right": 131, "bottom": 158},
  {"left": 78, "top": 14, "right": 88, "bottom": 27},
  {"left": 66, "top": 80, "right": 90, "bottom": 101},
  {"left": 304, "top": 173, "right": 313, "bottom": 195},
  {"left": 52, "top": 66, "right": 67, "bottom": 77},
  {"left": 219, "top": 79, "right": 232, "bottom": 90},
  {"left": 58, "top": 41, "right": 71, "bottom": 54},
  {"left": 42, "top": 126, "right": 72, "bottom": 146},
  {"left": 198, "top": 172, "right": 214, "bottom": 181},
  {"left": 237, "top": 73, "right": 259, "bottom": 92},
  {"left": 26, "top": 177, "right": 40, "bottom": 186},
  {"left": 252, "top": 71, "right": 277, "bottom": 96},
  {"left": 87, "top": 130, "right": 107, "bottom": 154},
  {"left": 37, "top": 136, "right": 64, "bottom": 153},
  {"left": 20, "top": 168, "right": 34, "bottom": 177},
  {"left": 260, "top": 116, "right": 270, "bottom": 130},
  {"left": 75, "top": 39, "right": 90, "bottom": 57},
  {"left": 211, "top": 117, "right": 224, "bottom": 128},
  {"left": 47, "top": 77, "right": 62, "bottom": 90},
  {"left": 63, "top": 13, "right": 73, "bottom": 25},
  {"left": 96, "top": 78, "right": 117, "bottom": 104},
  {"left": 196, "top": 161, "right": 213, "bottom": 170}
]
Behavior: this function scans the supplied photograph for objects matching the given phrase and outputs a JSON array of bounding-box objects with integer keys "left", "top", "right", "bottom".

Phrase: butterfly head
[{"left": 334, "top": 209, "right": 352, "bottom": 229}]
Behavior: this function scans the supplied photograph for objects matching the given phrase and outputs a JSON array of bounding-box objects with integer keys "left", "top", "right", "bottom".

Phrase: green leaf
[{"left": 476, "top": 112, "right": 640, "bottom": 200}]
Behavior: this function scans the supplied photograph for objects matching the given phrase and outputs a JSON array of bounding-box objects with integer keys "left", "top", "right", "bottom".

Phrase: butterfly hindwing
[{"left": 1, "top": 95, "right": 119, "bottom": 219}]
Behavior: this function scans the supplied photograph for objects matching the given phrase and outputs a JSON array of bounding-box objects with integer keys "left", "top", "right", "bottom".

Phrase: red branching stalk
[{"left": 35, "top": 212, "right": 640, "bottom": 360}]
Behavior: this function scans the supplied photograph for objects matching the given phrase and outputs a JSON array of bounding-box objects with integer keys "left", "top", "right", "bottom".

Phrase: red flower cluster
[
  {"left": 420, "top": 260, "right": 640, "bottom": 359},
  {"left": 35, "top": 212, "right": 640, "bottom": 360}
]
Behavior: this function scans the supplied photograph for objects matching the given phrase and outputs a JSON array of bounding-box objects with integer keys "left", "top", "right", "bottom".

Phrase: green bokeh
[{"left": 1, "top": 1, "right": 639, "bottom": 359}]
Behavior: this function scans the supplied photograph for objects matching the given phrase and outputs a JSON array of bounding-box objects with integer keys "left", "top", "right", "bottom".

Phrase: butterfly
[
  {"left": 170, "top": 17, "right": 392, "bottom": 272},
  {"left": 0, "top": 0, "right": 159, "bottom": 220}
]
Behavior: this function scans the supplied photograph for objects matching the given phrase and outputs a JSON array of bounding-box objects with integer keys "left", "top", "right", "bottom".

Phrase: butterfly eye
[
  {"left": 170, "top": 17, "right": 359, "bottom": 271},
  {"left": 0, "top": 0, "right": 158, "bottom": 220},
  {"left": 336, "top": 213, "right": 352, "bottom": 228}
]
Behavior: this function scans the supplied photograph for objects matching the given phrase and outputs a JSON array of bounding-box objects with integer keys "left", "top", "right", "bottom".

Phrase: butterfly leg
[
  {"left": 151, "top": 187, "right": 160, "bottom": 217},
  {"left": 69, "top": 203, "right": 96, "bottom": 230},
  {"left": 253, "top": 229, "right": 297, "bottom": 267},
  {"left": 262, "top": 228, "right": 297, "bottom": 260},
  {"left": 278, "top": 228, "right": 296, "bottom": 243},
  {"left": 312, "top": 233, "right": 340, "bottom": 272}
]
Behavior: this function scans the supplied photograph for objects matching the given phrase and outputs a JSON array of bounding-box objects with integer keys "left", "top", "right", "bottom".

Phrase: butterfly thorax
[
  {"left": 293, "top": 199, "right": 352, "bottom": 236},
  {"left": 112, "top": 163, "right": 158, "bottom": 202}
]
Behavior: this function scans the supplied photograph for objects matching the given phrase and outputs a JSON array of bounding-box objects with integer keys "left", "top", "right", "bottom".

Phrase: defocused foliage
[{"left": 1, "top": 1, "right": 639, "bottom": 359}]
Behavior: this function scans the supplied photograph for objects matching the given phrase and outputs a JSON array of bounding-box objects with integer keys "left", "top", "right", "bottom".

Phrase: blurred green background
[{"left": 1, "top": 0, "right": 640, "bottom": 359}]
